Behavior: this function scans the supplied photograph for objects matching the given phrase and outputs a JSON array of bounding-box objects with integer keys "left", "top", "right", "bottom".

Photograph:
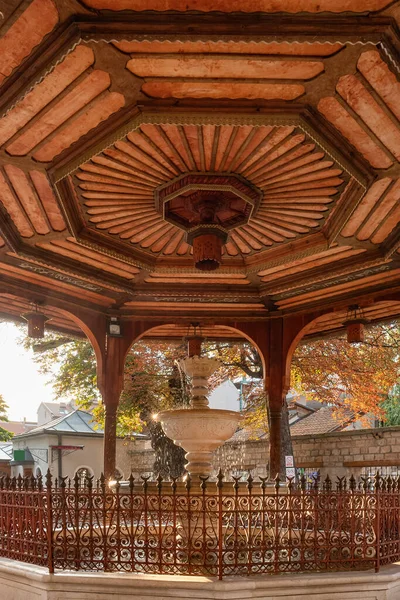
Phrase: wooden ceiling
[{"left": 1, "top": 0, "right": 400, "bottom": 334}]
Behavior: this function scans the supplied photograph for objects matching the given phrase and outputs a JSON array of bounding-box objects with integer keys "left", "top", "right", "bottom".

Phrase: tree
[
  {"left": 20, "top": 320, "right": 400, "bottom": 479},
  {"left": 0, "top": 394, "right": 13, "bottom": 441},
  {"left": 22, "top": 331, "right": 265, "bottom": 477},
  {"left": 381, "top": 385, "right": 400, "bottom": 426},
  {"left": 291, "top": 322, "right": 400, "bottom": 424}
]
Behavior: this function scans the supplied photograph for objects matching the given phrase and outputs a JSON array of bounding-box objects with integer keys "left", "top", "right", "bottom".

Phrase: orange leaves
[{"left": 291, "top": 323, "right": 400, "bottom": 423}]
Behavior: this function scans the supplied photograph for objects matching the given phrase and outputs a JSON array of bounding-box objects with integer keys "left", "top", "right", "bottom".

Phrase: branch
[{"left": 32, "top": 337, "right": 75, "bottom": 352}]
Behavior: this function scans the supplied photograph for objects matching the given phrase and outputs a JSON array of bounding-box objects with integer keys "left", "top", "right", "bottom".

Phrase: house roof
[
  {"left": 40, "top": 402, "right": 72, "bottom": 415},
  {"left": 0, "top": 420, "right": 37, "bottom": 435},
  {"left": 228, "top": 405, "right": 354, "bottom": 442},
  {"left": 290, "top": 407, "right": 347, "bottom": 436},
  {"left": 15, "top": 409, "right": 101, "bottom": 437},
  {"left": 0, "top": 443, "right": 12, "bottom": 462},
  {"left": 14, "top": 409, "right": 147, "bottom": 439}
]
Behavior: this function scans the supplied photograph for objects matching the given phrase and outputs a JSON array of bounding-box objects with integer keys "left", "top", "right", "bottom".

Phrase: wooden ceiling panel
[
  {"left": 257, "top": 246, "right": 365, "bottom": 283},
  {"left": 127, "top": 56, "right": 324, "bottom": 80},
  {"left": 0, "top": 0, "right": 58, "bottom": 85},
  {"left": 0, "top": 5, "right": 400, "bottom": 319},
  {"left": 145, "top": 274, "right": 250, "bottom": 284},
  {"left": 29, "top": 171, "right": 66, "bottom": 232},
  {"left": 357, "top": 180, "right": 400, "bottom": 242},
  {"left": 0, "top": 166, "right": 65, "bottom": 237},
  {"left": 114, "top": 41, "right": 344, "bottom": 56},
  {"left": 318, "top": 49, "right": 400, "bottom": 171},
  {"left": 357, "top": 51, "right": 400, "bottom": 122},
  {"left": 80, "top": 0, "right": 392, "bottom": 13},
  {"left": 336, "top": 74, "right": 400, "bottom": 162},
  {"left": 318, "top": 96, "right": 393, "bottom": 169},
  {"left": 0, "top": 169, "right": 34, "bottom": 238},
  {"left": 6, "top": 71, "right": 112, "bottom": 156},
  {"left": 36, "top": 238, "right": 140, "bottom": 280},
  {"left": 307, "top": 302, "right": 400, "bottom": 336},
  {"left": 0, "top": 46, "right": 95, "bottom": 147},
  {"left": 0, "top": 41, "right": 125, "bottom": 163},
  {"left": 76, "top": 123, "right": 345, "bottom": 259},
  {"left": 341, "top": 178, "right": 392, "bottom": 238},
  {"left": 33, "top": 92, "right": 125, "bottom": 162}
]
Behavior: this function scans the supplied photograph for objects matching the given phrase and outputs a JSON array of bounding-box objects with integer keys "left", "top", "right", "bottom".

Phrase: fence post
[
  {"left": 375, "top": 473, "right": 381, "bottom": 573},
  {"left": 46, "top": 470, "right": 54, "bottom": 574},
  {"left": 217, "top": 469, "right": 224, "bottom": 581}
]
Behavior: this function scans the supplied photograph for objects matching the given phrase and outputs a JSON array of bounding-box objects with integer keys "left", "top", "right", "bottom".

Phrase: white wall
[
  {"left": 209, "top": 380, "right": 240, "bottom": 411},
  {"left": 12, "top": 433, "right": 149, "bottom": 480}
]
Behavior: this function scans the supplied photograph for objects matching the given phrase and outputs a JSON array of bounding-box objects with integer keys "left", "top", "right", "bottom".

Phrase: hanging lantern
[
  {"left": 343, "top": 305, "right": 369, "bottom": 344},
  {"left": 22, "top": 305, "right": 49, "bottom": 339},
  {"left": 188, "top": 226, "right": 228, "bottom": 272},
  {"left": 186, "top": 322, "right": 203, "bottom": 357}
]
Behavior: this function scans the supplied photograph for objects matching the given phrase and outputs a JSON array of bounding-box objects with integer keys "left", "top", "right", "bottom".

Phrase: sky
[{"left": 0, "top": 322, "right": 56, "bottom": 422}]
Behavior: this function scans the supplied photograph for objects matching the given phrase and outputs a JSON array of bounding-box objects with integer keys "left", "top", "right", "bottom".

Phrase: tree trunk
[{"left": 148, "top": 421, "right": 186, "bottom": 479}]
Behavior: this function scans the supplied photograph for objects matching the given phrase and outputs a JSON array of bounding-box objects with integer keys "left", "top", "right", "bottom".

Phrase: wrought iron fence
[{"left": 0, "top": 471, "right": 399, "bottom": 578}]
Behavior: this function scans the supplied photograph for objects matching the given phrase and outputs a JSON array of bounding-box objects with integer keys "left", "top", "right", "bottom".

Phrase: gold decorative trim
[
  {"left": 86, "top": 35, "right": 375, "bottom": 47},
  {"left": 69, "top": 236, "right": 150, "bottom": 271},
  {"left": 252, "top": 242, "right": 330, "bottom": 276},
  {"left": 271, "top": 259, "right": 392, "bottom": 298},
  {"left": 12, "top": 252, "right": 135, "bottom": 294},
  {"left": 379, "top": 42, "right": 400, "bottom": 77}
]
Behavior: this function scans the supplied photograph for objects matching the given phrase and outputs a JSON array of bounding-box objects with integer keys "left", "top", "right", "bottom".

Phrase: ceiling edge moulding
[
  {"left": 75, "top": 14, "right": 394, "bottom": 44},
  {"left": 273, "top": 263, "right": 393, "bottom": 301},
  {"left": 124, "top": 294, "right": 264, "bottom": 304},
  {"left": 87, "top": 36, "right": 378, "bottom": 45},
  {"left": 248, "top": 240, "right": 330, "bottom": 274},
  {"left": 379, "top": 41, "right": 400, "bottom": 76},
  {"left": 53, "top": 109, "right": 369, "bottom": 185},
  {"left": 149, "top": 266, "right": 248, "bottom": 275},
  {"left": 262, "top": 255, "right": 391, "bottom": 296},
  {"left": 3, "top": 253, "right": 132, "bottom": 295}
]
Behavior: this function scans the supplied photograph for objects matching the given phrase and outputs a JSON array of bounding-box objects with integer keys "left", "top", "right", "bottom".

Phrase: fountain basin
[{"left": 154, "top": 408, "right": 242, "bottom": 477}]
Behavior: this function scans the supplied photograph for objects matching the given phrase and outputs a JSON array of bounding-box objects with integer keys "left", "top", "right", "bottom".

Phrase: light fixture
[
  {"left": 188, "top": 225, "right": 228, "bottom": 272},
  {"left": 22, "top": 303, "right": 49, "bottom": 339},
  {"left": 343, "top": 305, "right": 369, "bottom": 344},
  {"left": 185, "top": 322, "right": 203, "bottom": 357},
  {"left": 107, "top": 316, "right": 122, "bottom": 337}
]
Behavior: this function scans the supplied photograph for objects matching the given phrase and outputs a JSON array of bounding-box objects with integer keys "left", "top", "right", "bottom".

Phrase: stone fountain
[{"left": 154, "top": 337, "right": 242, "bottom": 477}]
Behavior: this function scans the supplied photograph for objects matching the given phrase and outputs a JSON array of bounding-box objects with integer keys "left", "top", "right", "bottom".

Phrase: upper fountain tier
[{"left": 155, "top": 354, "right": 242, "bottom": 477}]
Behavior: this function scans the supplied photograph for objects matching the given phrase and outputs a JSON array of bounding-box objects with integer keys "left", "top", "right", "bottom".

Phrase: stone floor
[{"left": 1, "top": 559, "right": 400, "bottom": 600}]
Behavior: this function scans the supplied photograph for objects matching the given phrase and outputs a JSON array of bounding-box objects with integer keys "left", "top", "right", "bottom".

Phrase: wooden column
[
  {"left": 266, "top": 318, "right": 289, "bottom": 480},
  {"left": 99, "top": 336, "right": 128, "bottom": 480},
  {"left": 95, "top": 320, "right": 165, "bottom": 479}
]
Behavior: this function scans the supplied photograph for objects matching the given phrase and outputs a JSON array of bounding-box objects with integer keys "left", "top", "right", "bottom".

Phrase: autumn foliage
[
  {"left": 291, "top": 323, "right": 400, "bottom": 424},
  {"left": 18, "top": 320, "right": 400, "bottom": 433}
]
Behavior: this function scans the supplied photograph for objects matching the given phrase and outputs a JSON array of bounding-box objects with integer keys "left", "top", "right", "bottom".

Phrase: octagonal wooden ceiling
[{"left": 1, "top": 0, "right": 400, "bottom": 328}]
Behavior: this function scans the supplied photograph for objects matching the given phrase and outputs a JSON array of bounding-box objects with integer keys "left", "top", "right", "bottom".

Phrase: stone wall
[
  {"left": 214, "top": 425, "right": 400, "bottom": 480},
  {"left": 292, "top": 425, "right": 400, "bottom": 479},
  {"left": 125, "top": 425, "right": 400, "bottom": 480}
]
